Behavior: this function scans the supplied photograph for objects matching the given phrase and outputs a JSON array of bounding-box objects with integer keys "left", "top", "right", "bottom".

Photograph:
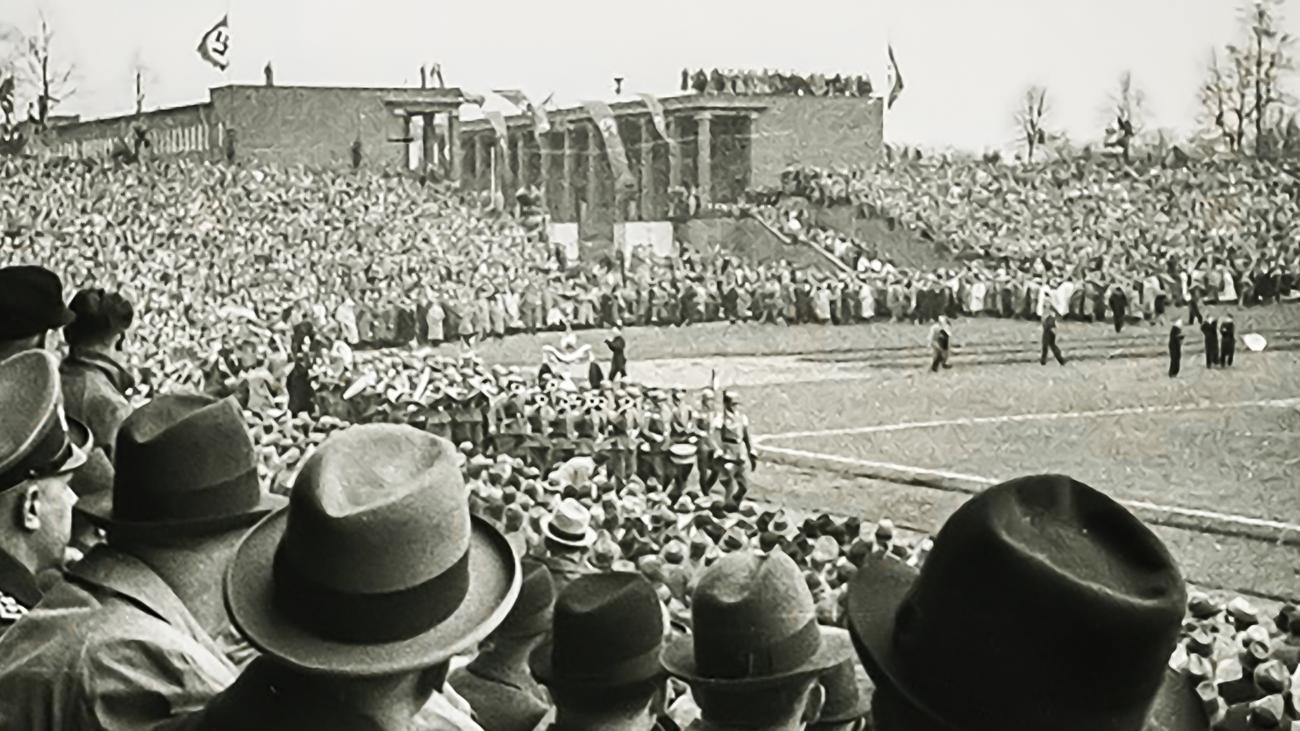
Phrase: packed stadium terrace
[{"left": 0, "top": 152, "right": 1298, "bottom": 730}]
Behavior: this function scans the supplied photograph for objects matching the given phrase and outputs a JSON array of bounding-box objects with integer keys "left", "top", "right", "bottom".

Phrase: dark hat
[
  {"left": 77, "top": 394, "right": 283, "bottom": 536},
  {"left": 531, "top": 572, "right": 665, "bottom": 688},
  {"left": 663, "top": 550, "right": 851, "bottom": 688},
  {"left": 494, "top": 559, "right": 555, "bottom": 639},
  {"left": 816, "top": 630, "right": 872, "bottom": 724},
  {"left": 0, "top": 350, "right": 90, "bottom": 491},
  {"left": 0, "top": 266, "right": 75, "bottom": 341},
  {"left": 226, "top": 424, "right": 520, "bottom": 676},
  {"left": 846, "top": 474, "right": 1204, "bottom": 731}
]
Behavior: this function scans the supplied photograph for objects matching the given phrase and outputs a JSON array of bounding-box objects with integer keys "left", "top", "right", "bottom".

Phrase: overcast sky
[{"left": 1, "top": 0, "right": 1296, "bottom": 152}]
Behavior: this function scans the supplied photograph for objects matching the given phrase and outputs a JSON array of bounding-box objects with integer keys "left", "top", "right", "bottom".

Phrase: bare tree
[
  {"left": 1104, "top": 71, "right": 1145, "bottom": 163},
  {"left": 1202, "top": 1, "right": 1296, "bottom": 156},
  {"left": 1015, "top": 86, "right": 1050, "bottom": 163},
  {"left": 20, "top": 11, "right": 76, "bottom": 126}
]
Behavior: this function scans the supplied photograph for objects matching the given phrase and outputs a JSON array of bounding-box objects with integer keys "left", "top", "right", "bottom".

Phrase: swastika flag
[{"left": 197, "top": 15, "right": 231, "bottom": 71}]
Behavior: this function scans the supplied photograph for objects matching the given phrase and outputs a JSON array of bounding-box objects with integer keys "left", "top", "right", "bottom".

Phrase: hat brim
[
  {"left": 530, "top": 640, "right": 666, "bottom": 689},
  {"left": 661, "top": 623, "right": 852, "bottom": 689},
  {"left": 75, "top": 490, "right": 287, "bottom": 537},
  {"left": 541, "top": 517, "right": 596, "bottom": 548},
  {"left": 55, "top": 417, "right": 93, "bottom": 475},
  {"left": 226, "top": 511, "right": 520, "bottom": 677},
  {"left": 846, "top": 555, "right": 1206, "bottom": 731}
]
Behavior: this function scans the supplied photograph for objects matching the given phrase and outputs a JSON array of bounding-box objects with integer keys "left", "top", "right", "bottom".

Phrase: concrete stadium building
[{"left": 44, "top": 83, "right": 883, "bottom": 245}]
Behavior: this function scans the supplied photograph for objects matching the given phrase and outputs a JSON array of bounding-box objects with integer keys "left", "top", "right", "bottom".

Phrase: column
[
  {"left": 667, "top": 117, "right": 682, "bottom": 189},
  {"left": 639, "top": 118, "right": 655, "bottom": 221},
  {"left": 561, "top": 127, "right": 575, "bottom": 221},
  {"left": 398, "top": 114, "right": 412, "bottom": 169},
  {"left": 513, "top": 131, "right": 526, "bottom": 191},
  {"left": 473, "top": 133, "right": 487, "bottom": 190},
  {"left": 447, "top": 110, "right": 463, "bottom": 184},
  {"left": 422, "top": 114, "right": 438, "bottom": 173},
  {"left": 586, "top": 122, "right": 600, "bottom": 221},
  {"left": 695, "top": 111, "right": 712, "bottom": 205}
]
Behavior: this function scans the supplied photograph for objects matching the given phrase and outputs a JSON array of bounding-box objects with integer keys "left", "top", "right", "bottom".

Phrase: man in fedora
[
  {"left": 0, "top": 265, "right": 75, "bottom": 362},
  {"left": 169, "top": 423, "right": 520, "bottom": 731},
  {"left": 450, "top": 559, "right": 556, "bottom": 731},
  {"left": 846, "top": 474, "right": 1207, "bottom": 731},
  {"left": 0, "top": 393, "right": 284, "bottom": 730},
  {"left": 540, "top": 497, "right": 597, "bottom": 595},
  {"left": 809, "top": 632, "right": 871, "bottom": 731},
  {"left": 0, "top": 351, "right": 88, "bottom": 636},
  {"left": 532, "top": 572, "right": 668, "bottom": 730},
  {"left": 663, "top": 550, "right": 850, "bottom": 730}
]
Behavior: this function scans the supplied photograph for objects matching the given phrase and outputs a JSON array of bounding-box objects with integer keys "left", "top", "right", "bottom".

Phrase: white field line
[
  {"left": 755, "top": 396, "right": 1300, "bottom": 535},
  {"left": 758, "top": 397, "right": 1300, "bottom": 441}
]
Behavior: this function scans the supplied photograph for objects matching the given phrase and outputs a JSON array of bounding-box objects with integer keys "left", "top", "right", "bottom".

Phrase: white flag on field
[{"left": 197, "top": 15, "right": 231, "bottom": 70}]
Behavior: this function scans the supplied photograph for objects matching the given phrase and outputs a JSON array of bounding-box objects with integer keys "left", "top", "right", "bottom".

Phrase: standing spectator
[
  {"left": 663, "top": 550, "right": 851, "bottom": 730},
  {"left": 0, "top": 394, "right": 284, "bottom": 730},
  {"left": 540, "top": 498, "right": 597, "bottom": 595},
  {"left": 168, "top": 424, "right": 518, "bottom": 730},
  {"left": 845, "top": 475, "right": 1204, "bottom": 731},
  {"left": 530, "top": 573, "right": 666, "bottom": 730},
  {"left": 450, "top": 560, "right": 555, "bottom": 731},
  {"left": 1200, "top": 316, "right": 1219, "bottom": 369},
  {"left": 0, "top": 352, "right": 86, "bottom": 637},
  {"left": 605, "top": 325, "right": 627, "bottom": 381},
  {"left": 1168, "top": 319, "right": 1185, "bottom": 378},
  {"left": 60, "top": 288, "right": 136, "bottom": 462},
  {"left": 0, "top": 266, "right": 75, "bottom": 362},
  {"left": 1039, "top": 312, "right": 1066, "bottom": 366},
  {"left": 1219, "top": 312, "right": 1236, "bottom": 367}
]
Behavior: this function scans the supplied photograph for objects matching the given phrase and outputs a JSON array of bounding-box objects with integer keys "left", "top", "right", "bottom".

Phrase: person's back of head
[
  {"left": 664, "top": 550, "right": 851, "bottom": 731},
  {"left": 64, "top": 289, "right": 134, "bottom": 350},
  {"left": 0, "top": 266, "right": 74, "bottom": 360},
  {"left": 532, "top": 572, "right": 666, "bottom": 730}
]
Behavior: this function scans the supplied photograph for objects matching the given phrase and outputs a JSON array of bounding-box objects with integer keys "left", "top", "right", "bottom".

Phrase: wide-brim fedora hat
[
  {"left": 541, "top": 497, "right": 597, "bottom": 548},
  {"left": 847, "top": 474, "right": 1204, "bottom": 731},
  {"left": 77, "top": 393, "right": 284, "bottom": 536},
  {"left": 226, "top": 424, "right": 519, "bottom": 676},
  {"left": 663, "top": 550, "right": 851, "bottom": 689},
  {"left": 816, "top": 629, "right": 872, "bottom": 724},
  {"left": 531, "top": 572, "right": 665, "bottom": 689}
]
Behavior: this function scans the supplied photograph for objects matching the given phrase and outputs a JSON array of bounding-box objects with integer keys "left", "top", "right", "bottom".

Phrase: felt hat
[
  {"left": 225, "top": 424, "right": 520, "bottom": 676},
  {"left": 0, "top": 265, "right": 75, "bottom": 340},
  {"left": 542, "top": 497, "right": 597, "bottom": 548},
  {"left": 663, "top": 550, "right": 851, "bottom": 688},
  {"left": 532, "top": 572, "right": 665, "bottom": 688},
  {"left": 846, "top": 474, "right": 1205, "bottom": 731},
  {"left": 816, "top": 630, "right": 873, "bottom": 724},
  {"left": 493, "top": 559, "right": 555, "bottom": 639},
  {"left": 78, "top": 394, "right": 283, "bottom": 536},
  {"left": 0, "top": 350, "right": 89, "bottom": 492}
]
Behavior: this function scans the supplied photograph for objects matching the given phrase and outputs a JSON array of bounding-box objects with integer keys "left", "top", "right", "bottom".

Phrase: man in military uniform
[
  {"left": 0, "top": 394, "right": 284, "bottom": 730},
  {"left": 716, "top": 391, "right": 756, "bottom": 510},
  {"left": 0, "top": 351, "right": 88, "bottom": 637}
]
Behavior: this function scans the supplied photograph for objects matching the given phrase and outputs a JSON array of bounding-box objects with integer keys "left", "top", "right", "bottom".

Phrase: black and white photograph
[{"left": 1, "top": 0, "right": 1299, "bottom": 728}]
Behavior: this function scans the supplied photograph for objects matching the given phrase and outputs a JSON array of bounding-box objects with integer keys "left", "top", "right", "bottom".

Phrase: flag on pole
[
  {"left": 493, "top": 90, "right": 551, "bottom": 137},
  {"left": 887, "top": 44, "right": 904, "bottom": 109},
  {"left": 581, "top": 100, "right": 636, "bottom": 191},
  {"left": 197, "top": 15, "right": 231, "bottom": 71},
  {"left": 484, "top": 110, "right": 514, "bottom": 192},
  {"left": 637, "top": 93, "right": 672, "bottom": 143}
]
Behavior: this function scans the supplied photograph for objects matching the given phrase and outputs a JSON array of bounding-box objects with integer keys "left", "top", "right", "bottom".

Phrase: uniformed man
[
  {"left": 1169, "top": 319, "right": 1185, "bottom": 378},
  {"left": 1040, "top": 312, "right": 1067, "bottom": 366},
  {"left": 694, "top": 390, "right": 721, "bottom": 492},
  {"left": 0, "top": 394, "right": 284, "bottom": 730},
  {"left": 0, "top": 351, "right": 87, "bottom": 637},
  {"left": 1200, "top": 315, "right": 1219, "bottom": 369},
  {"left": 1219, "top": 312, "right": 1236, "bottom": 367},
  {"left": 928, "top": 316, "right": 951, "bottom": 372},
  {"left": 715, "top": 391, "right": 756, "bottom": 510}
]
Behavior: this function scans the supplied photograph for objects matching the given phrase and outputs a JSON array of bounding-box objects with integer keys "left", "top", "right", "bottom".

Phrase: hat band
[
  {"left": 697, "top": 617, "right": 822, "bottom": 680},
  {"left": 272, "top": 546, "right": 471, "bottom": 644},
  {"left": 553, "top": 642, "right": 665, "bottom": 686},
  {"left": 0, "top": 419, "right": 73, "bottom": 491},
  {"left": 114, "top": 468, "right": 262, "bottom": 524},
  {"left": 549, "top": 522, "right": 590, "bottom": 543}
]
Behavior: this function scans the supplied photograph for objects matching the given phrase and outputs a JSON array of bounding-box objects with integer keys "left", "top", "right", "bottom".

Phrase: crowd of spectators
[
  {"left": 1, "top": 148, "right": 1298, "bottom": 729},
  {"left": 681, "top": 68, "right": 873, "bottom": 97}
]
